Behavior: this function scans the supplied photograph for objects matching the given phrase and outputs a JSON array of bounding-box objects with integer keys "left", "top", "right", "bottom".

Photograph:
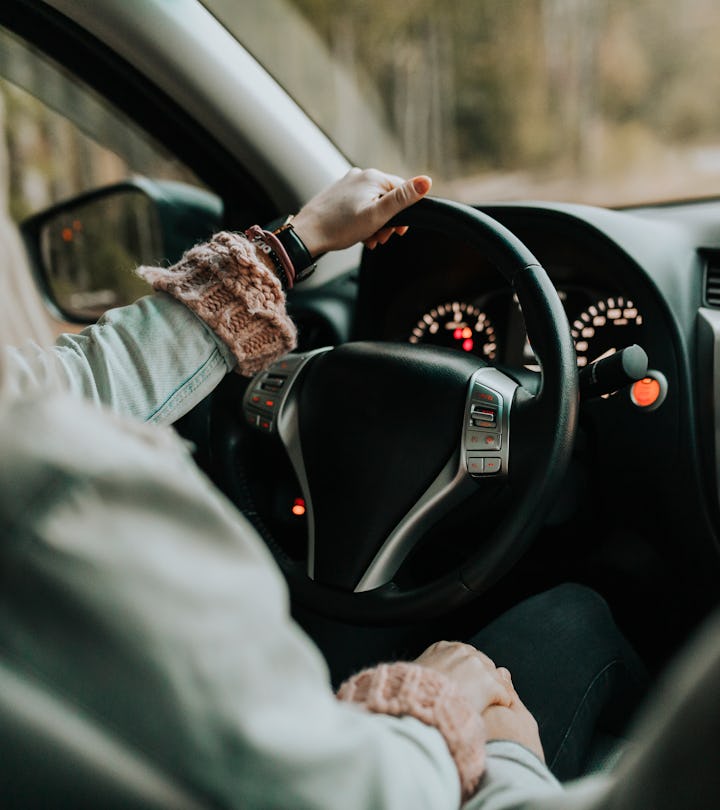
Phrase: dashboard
[{"left": 354, "top": 205, "right": 657, "bottom": 377}]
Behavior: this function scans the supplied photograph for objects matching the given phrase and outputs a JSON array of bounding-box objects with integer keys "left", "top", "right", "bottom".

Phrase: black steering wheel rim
[{"left": 230, "top": 198, "right": 578, "bottom": 624}]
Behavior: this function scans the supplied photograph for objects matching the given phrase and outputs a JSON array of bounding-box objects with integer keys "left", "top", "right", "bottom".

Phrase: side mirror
[{"left": 21, "top": 178, "right": 223, "bottom": 323}]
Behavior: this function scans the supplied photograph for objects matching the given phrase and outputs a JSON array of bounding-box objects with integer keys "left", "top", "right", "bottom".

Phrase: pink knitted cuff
[
  {"left": 137, "top": 231, "right": 297, "bottom": 376},
  {"left": 336, "top": 662, "right": 485, "bottom": 801}
]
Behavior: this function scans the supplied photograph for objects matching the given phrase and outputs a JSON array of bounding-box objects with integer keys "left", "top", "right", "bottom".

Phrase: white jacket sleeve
[{"left": 0, "top": 393, "right": 462, "bottom": 810}]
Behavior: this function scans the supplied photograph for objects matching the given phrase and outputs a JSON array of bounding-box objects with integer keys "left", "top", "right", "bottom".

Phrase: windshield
[{"left": 205, "top": 0, "right": 720, "bottom": 207}]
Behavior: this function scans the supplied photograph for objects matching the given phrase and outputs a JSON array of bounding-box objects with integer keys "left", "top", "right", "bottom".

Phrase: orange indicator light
[
  {"left": 291, "top": 497, "right": 306, "bottom": 517},
  {"left": 631, "top": 377, "right": 661, "bottom": 408},
  {"left": 61, "top": 227, "right": 73, "bottom": 242},
  {"left": 462, "top": 327, "right": 473, "bottom": 339}
]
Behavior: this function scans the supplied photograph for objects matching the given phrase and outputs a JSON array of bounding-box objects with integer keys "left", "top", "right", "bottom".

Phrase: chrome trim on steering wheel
[
  {"left": 354, "top": 367, "right": 518, "bottom": 592},
  {"left": 242, "top": 348, "right": 331, "bottom": 579}
]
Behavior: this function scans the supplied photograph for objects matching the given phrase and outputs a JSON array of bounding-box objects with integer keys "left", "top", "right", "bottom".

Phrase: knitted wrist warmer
[
  {"left": 137, "top": 231, "right": 297, "bottom": 376},
  {"left": 336, "top": 662, "right": 486, "bottom": 801}
]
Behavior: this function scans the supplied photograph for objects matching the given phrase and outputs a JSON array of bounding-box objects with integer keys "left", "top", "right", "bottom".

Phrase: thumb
[{"left": 376, "top": 175, "right": 432, "bottom": 220}]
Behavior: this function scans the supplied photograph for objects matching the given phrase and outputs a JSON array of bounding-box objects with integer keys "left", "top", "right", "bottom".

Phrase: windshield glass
[{"left": 205, "top": 0, "right": 720, "bottom": 207}]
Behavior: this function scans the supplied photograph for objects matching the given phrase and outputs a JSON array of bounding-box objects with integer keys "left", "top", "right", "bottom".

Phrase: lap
[
  {"left": 305, "top": 582, "right": 646, "bottom": 782},
  {"left": 467, "top": 583, "right": 647, "bottom": 781}
]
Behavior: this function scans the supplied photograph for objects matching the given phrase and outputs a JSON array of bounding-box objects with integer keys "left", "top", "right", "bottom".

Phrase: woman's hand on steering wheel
[{"left": 291, "top": 167, "right": 432, "bottom": 256}]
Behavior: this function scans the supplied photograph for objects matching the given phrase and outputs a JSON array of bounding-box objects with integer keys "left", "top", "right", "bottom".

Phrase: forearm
[
  {"left": 4, "top": 231, "right": 298, "bottom": 423},
  {"left": 3, "top": 293, "right": 234, "bottom": 423},
  {"left": 462, "top": 741, "right": 612, "bottom": 810}
]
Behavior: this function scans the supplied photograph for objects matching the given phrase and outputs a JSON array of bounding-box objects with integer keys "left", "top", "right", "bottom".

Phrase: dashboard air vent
[{"left": 704, "top": 250, "right": 720, "bottom": 307}]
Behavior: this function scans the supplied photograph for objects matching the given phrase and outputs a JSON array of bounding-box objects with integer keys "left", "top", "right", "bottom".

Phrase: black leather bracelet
[{"left": 273, "top": 219, "right": 316, "bottom": 283}]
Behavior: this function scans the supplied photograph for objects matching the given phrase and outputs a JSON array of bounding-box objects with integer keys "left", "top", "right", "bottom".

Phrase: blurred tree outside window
[{"left": 207, "top": 0, "right": 720, "bottom": 206}]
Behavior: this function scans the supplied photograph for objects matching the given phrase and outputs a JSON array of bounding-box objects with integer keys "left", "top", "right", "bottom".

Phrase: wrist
[
  {"left": 336, "top": 662, "right": 486, "bottom": 801},
  {"left": 288, "top": 211, "right": 325, "bottom": 258},
  {"left": 272, "top": 217, "right": 317, "bottom": 283}
]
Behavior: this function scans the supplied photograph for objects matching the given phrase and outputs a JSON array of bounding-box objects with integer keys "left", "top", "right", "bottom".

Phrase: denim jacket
[{"left": 3, "top": 293, "right": 236, "bottom": 424}]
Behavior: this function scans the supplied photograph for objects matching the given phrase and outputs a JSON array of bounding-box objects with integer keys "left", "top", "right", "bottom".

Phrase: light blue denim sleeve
[
  {"left": 4, "top": 293, "right": 236, "bottom": 424},
  {"left": 462, "top": 741, "right": 610, "bottom": 810}
]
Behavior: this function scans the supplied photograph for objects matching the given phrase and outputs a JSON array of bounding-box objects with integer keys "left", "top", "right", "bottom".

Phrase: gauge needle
[{"left": 590, "top": 347, "right": 617, "bottom": 363}]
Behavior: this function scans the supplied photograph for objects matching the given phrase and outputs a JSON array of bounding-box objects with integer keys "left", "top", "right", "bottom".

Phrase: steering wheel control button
[
  {"left": 261, "top": 372, "right": 292, "bottom": 393},
  {"left": 472, "top": 417, "right": 495, "bottom": 429},
  {"left": 480, "top": 432, "right": 501, "bottom": 449},
  {"left": 467, "top": 455, "right": 485, "bottom": 475},
  {"left": 470, "top": 404, "right": 497, "bottom": 428},
  {"left": 462, "top": 369, "right": 516, "bottom": 482},
  {"left": 471, "top": 404, "right": 495, "bottom": 420},
  {"left": 466, "top": 430, "right": 501, "bottom": 450},
  {"left": 484, "top": 457, "right": 502, "bottom": 474},
  {"left": 248, "top": 391, "right": 278, "bottom": 413},
  {"left": 243, "top": 349, "right": 333, "bottom": 436},
  {"left": 471, "top": 383, "right": 501, "bottom": 407},
  {"left": 466, "top": 453, "right": 502, "bottom": 476}
]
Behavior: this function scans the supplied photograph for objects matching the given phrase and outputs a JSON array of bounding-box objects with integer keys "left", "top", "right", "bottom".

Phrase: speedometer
[
  {"left": 409, "top": 301, "right": 497, "bottom": 361},
  {"left": 571, "top": 296, "right": 643, "bottom": 367}
]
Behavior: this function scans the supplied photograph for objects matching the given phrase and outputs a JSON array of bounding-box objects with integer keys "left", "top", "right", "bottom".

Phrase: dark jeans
[
  {"left": 306, "top": 582, "right": 646, "bottom": 782},
  {"left": 468, "top": 583, "right": 647, "bottom": 781}
]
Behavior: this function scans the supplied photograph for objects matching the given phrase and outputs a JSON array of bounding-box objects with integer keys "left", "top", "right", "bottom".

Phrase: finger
[
  {"left": 483, "top": 677, "right": 514, "bottom": 708},
  {"left": 497, "top": 667, "right": 513, "bottom": 683},
  {"left": 379, "top": 172, "right": 409, "bottom": 193},
  {"left": 395, "top": 225, "right": 410, "bottom": 236},
  {"left": 375, "top": 226, "right": 396, "bottom": 245},
  {"left": 375, "top": 175, "right": 432, "bottom": 222}
]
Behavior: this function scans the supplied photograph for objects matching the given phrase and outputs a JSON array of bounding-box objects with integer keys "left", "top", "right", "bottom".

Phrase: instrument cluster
[{"left": 406, "top": 287, "right": 645, "bottom": 370}]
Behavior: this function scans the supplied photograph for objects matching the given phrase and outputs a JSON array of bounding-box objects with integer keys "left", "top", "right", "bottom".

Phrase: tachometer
[
  {"left": 571, "top": 296, "right": 643, "bottom": 367},
  {"left": 409, "top": 301, "right": 497, "bottom": 361}
]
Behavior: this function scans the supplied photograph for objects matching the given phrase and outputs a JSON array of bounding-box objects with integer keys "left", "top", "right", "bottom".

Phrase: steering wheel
[{"left": 231, "top": 198, "right": 578, "bottom": 624}]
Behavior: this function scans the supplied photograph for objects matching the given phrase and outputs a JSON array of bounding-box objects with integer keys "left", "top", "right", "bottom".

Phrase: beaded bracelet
[{"left": 244, "top": 225, "right": 295, "bottom": 290}]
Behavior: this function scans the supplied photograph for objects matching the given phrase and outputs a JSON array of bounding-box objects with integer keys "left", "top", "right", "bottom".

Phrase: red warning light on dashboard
[
  {"left": 631, "top": 377, "right": 661, "bottom": 408},
  {"left": 291, "top": 497, "right": 306, "bottom": 517}
]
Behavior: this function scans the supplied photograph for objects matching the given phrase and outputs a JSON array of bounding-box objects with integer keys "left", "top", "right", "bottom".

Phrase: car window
[
  {"left": 204, "top": 0, "right": 720, "bottom": 208},
  {"left": 0, "top": 24, "right": 211, "bottom": 341}
]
